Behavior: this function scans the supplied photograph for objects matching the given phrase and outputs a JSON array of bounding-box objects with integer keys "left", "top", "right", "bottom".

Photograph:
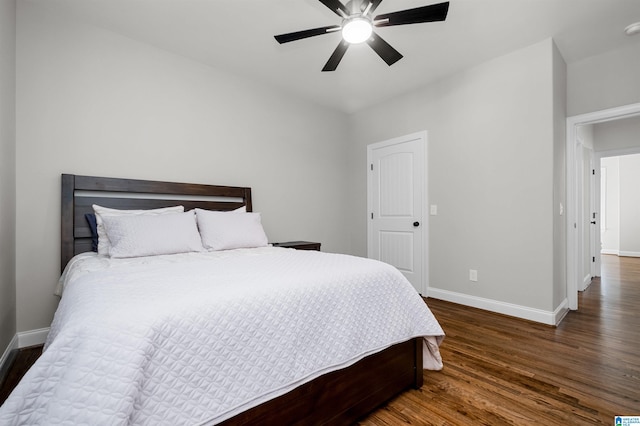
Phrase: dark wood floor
[
  {"left": 2, "top": 255, "right": 639, "bottom": 424},
  {"left": 360, "top": 254, "right": 640, "bottom": 425},
  {"left": 0, "top": 344, "right": 41, "bottom": 405}
]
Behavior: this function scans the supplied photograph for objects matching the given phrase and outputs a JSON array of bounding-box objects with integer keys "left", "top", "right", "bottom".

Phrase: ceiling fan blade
[
  {"left": 374, "top": 2, "right": 449, "bottom": 27},
  {"left": 366, "top": 0, "right": 384, "bottom": 15},
  {"left": 322, "top": 40, "right": 350, "bottom": 71},
  {"left": 274, "top": 25, "right": 341, "bottom": 44},
  {"left": 366, "top": 32, "right": 403, "bottom": 66},
  {"left": 318, "top": 0, "right": 350, "bottom": 17}
]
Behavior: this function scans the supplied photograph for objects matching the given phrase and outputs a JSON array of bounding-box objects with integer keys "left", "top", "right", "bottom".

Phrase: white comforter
[{"left": 0, "top": 247, "right": 444, "bottom": 425}]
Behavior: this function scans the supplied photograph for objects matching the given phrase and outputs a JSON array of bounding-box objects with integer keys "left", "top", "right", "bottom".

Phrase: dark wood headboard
[{"left": 61, "top": 174, "right": 252, "bottom": 272}]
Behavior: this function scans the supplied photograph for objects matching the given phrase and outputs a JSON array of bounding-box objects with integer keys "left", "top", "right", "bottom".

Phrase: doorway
[
  {"left": 598, "top": 151, "right": 640, "bottom": 257},
  {"left": 367, "top": 131, "right": 427, "bottom": 294},
  {"left": 566, "top": 102, "right": 640, "bottom": 310}
]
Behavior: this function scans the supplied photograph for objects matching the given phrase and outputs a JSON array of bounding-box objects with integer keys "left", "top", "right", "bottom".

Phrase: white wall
[
  {"left": 552, "top": 42, "right": 567, "bottom": 308},
  {"left": 15, "top": 2, "right": 351, "bottom": 332},
  {"left": 349, "top": 39, "right": 564, "bottom": 317},
  {"left": 568, "top": 42, "right": 640, "bottom": 116},
  {"left": 619, "top": 154, "right": 640, "bottom": 256},
  {"left": 0, "top": 0, "right": 17, "bottom": 354},
  {"left": 593, "top": 115, "right": 640, "bottom": 153},
  {"left": 600, "top": 154, "right": 640, "bottom": 256}
]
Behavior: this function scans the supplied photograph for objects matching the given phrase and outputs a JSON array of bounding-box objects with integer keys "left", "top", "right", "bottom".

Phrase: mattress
[{"left": 0, "top": 247, "right": 444, "bottom": 425}]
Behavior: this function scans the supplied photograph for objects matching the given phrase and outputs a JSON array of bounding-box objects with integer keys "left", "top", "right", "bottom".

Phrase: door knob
[
  {"left": 413, "top": 221, "right": 420, "bottom": 227},
  {"left": 591, "top": 221, "right": 596, "bottom": 225}
]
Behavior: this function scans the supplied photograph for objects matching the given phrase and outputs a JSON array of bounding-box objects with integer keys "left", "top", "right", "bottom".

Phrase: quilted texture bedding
[{"left": 0, "top": 247, "right": 444, "bottom": 425}]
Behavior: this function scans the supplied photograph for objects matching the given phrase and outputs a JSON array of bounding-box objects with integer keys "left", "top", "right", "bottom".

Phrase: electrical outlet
[{"left": 469, "top": 269, "right": 478, "bottom": 282}]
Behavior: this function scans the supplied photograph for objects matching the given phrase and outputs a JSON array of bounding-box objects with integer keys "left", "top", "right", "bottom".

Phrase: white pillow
[
  {"left": 93, "top": 204, "right": 184, "bottom": 256},
  {"left": 195, "top": 209, "right": 269, "bottom": 251},
  {"left": 101, "top": 211, "right": 203, "bottom": 258}
]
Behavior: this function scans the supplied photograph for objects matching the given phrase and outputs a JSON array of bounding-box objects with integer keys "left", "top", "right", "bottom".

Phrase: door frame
[
  {"left": 367, "top": 131, "right": 428, "bottom": 294},
  {"left": 566, "top": 102, "right": 640, "bottom": 310},
  {"left": 589, "top": 152, "right": 598, "bottom": 281},
  {"left": 576, "top": 141, "right": 595, "bottom": 292},
  {"left": 574, "top": 137, "right": 586, "bottom": 291}
]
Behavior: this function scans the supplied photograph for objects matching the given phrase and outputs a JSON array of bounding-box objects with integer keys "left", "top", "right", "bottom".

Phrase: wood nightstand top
[{"left": 272, "top": 241, "right": 321, "bottom": 251}]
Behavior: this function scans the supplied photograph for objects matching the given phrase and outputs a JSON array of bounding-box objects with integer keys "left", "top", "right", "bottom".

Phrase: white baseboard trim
[
  {"left": 581, "top": 274, "right": 592, "bottom": 291},
  {"left": 553, "top": 299, "right": 570, "bottom": 325},
  {"left": 0, "top": 334, "right": 19, "bottom": 376},
  {"left": 17, "top": 328, "right": 49, "bottom": 348},
  {"left": 427, "top": 288, "right": 569, "bottom": 326},
  {"left": 601, "top": 249, "right": 619, "bottom": 255},
  {"left": 619, "top": 251, "right": 640, "bottom": 258},
  {"left": 0, "top": 329, "right": 49, "bottom": 379}
]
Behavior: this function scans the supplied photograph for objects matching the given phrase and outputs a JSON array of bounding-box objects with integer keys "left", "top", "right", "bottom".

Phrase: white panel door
[{"left": 367, "top": 132, "right": 426, "bottom": 294}]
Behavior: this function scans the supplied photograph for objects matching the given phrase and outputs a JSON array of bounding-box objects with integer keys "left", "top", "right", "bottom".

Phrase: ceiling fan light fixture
[
  {"left": 342, "top": 17, "right": 373, "bottom": 44},
  {"left": 273, "top": 1, "right": 450, "bottom": 71}
]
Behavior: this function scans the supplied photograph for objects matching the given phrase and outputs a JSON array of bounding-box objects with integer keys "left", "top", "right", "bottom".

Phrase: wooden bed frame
[{"left": 60, "top": 173, "right": 423, "bottom": 425}]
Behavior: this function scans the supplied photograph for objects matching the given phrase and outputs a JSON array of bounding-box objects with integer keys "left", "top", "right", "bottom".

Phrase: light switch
[{"left": 430, "top": 205, "right": 438, "bottom": 216}]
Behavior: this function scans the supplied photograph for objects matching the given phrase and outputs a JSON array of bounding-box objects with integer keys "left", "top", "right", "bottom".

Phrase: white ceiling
[{"left": 26, "top": 0, "right": 640, "bottom": 113}]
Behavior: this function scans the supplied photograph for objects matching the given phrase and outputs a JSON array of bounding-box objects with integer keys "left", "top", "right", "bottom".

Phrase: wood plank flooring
[
  {"left": 360, "top": 254, "right": 640, "bottom": 425},
  {"left": 0, "top": 345, "right": 41, "bottom": 405},
  {"left": 1, "top": 255, "right": 639, "bottom": 424}
]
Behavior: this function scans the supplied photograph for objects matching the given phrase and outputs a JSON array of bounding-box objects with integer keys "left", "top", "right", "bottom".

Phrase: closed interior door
[{"left": 367, "top": 132, "right": 426, "bottom": 294}]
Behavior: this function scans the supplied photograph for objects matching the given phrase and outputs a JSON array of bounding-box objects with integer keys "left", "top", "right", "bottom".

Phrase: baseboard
[
  {"left": 0, "top": 334, "right": 19, "bottom": 385},
  {"left": 581, "top": 274, "right": 592, "bottom": 291},
  {"left": 619, "top": 251, "right": 640, "bottom": 258},
  {"left": 553, "top": 299, "right": 570, "bottom": 325},
  {"left": 427, "top": 288, "right": 567, "bottom": 326},
  {"left": 601, "top": 250, "right": 640, "bottom": 257},
  {"left": 0, "top": 328, "right": 48, "bottom": 384},
  {"left": 17, "top": 328, "right": 49, "bottom": 348}
]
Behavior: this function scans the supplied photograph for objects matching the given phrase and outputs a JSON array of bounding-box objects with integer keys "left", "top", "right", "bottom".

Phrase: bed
[{"left": 0, "top": 174, "right": 444, "bottom": 425}]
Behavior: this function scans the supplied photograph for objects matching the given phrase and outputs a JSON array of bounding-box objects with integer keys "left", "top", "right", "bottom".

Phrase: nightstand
[{"left": 272, "top": 241, "right": 321, "bottom": 251}]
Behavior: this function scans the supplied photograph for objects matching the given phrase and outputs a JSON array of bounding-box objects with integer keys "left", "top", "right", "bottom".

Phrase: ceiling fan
[{"left": 274, "top": 0, "right": 450, "bottom": 71}]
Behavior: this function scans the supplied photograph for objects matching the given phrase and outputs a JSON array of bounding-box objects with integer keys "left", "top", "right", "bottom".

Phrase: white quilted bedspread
[{"left": 0, "top": 247, "right": 444, "bottom": 425}]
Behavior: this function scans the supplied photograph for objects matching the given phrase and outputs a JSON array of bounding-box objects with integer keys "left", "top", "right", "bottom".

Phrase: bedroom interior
[
  {"left": 0, "top": 174, "right": 445, "bottom": 423},
  {"left": 1, "top": 0, "right": 639, "bottom": 423}
]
